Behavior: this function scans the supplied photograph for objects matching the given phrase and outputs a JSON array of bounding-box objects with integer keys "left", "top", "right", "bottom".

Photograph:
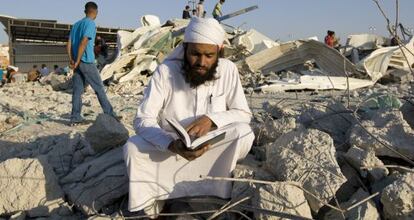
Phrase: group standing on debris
[{"left": 182, "top": 0, "right": 225, "bottom": 20}]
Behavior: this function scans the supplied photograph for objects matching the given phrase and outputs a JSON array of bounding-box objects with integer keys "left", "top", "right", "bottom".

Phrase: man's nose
[{"left": 197, "top": 56, "right": 207, "bottom": 67}]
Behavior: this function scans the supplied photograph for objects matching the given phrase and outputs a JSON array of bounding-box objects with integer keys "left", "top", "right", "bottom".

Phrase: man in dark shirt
[{"left": 182, "top": 5, "right": 191, "bottom": 19}]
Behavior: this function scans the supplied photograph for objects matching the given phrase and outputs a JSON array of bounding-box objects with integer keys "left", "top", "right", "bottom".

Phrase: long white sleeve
[{"left": 133, "top": 66, "right": 173, "bottom": 152}]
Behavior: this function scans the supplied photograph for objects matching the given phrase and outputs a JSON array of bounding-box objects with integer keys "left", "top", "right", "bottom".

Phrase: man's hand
[
  {"left": 70, "top": 60, "right": 80, "bottom": 70},
  {"left": 186, "top": 115, "right": 215, "bottom": 138},
  {"left": 168, "top": 139, "right": 209, "bottom": 161}
]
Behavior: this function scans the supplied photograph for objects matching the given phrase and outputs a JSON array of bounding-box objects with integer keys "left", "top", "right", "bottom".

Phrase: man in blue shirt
[{"left": 67, "top": 2, "right": 119, "bottom": 125}]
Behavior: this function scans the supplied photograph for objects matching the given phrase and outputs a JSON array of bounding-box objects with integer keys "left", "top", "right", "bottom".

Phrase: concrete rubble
[
  {"left": 252, "top": 182, "right": 313, "bottom": 220},
  {"left": 85, "top": 113, "right": 129, "bottom": 153},
  {"left": 1, "top": 12, "right": 414, "bottom": 220},
  {"left": 380, "top": 172, "right": 414, "bottom": 220},
  {"left": 265, "top": 128, "right": 347, "bottom": 212},
  {"left": 0, "top": 157, "right": 65, "bottom": 217},
  {"left": 349, "top": 110, "right": 414, "bottom": 160},
  {"left": 324, "top": 188, "right": 380, "bottom": 220},
  {"left": 344, "top": 146, "right": 389, "bottom": 183}
]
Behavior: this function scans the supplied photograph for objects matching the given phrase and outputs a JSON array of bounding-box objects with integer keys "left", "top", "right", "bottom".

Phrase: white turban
[
  {"left": 165, "top": 17, "right": 226, "bottom": 62},
  {"left": 184, "top": 17, "right": 225, "bottom": 45}
]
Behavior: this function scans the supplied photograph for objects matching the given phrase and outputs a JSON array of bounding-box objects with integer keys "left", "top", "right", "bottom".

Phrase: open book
[{"left": 166, "top": 118, "right": 226, "bottom": 150}]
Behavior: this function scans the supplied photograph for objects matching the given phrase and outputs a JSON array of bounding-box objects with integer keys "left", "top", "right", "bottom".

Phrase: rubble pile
[{"left": 1, "top": 15, "right": 414, "bottom": 220}]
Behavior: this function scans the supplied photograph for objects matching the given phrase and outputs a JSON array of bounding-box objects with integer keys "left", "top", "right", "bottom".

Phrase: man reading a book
[{"left": 123, "top": 17, "right": 254, "bottom": 217}]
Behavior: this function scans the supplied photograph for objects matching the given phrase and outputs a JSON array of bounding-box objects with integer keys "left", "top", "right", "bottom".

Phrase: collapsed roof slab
[{"left": 244, "top": 40, "right": 361, "bottom": 77}]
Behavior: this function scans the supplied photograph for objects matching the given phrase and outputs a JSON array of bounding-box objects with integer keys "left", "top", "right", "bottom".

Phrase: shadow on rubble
[
  {"left": 0, "top": 133, "right": 71, "bottom": 163},
  {"left": 0, "top": 134, "right": 69, "bottom": 218}
]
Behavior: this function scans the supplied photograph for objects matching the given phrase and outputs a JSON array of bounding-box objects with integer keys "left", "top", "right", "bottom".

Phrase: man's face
[
  {"left": 185, "top": 43, "right": 219, "bottom": 76},
  {"left": 184, "top": 43, "right": 220, "bottom": 87},
  {"left": 89, "top": 9, "right": 98, "bottom": 20}
]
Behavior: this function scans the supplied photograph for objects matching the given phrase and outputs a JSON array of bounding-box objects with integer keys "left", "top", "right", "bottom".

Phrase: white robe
[{"left": 123, "top": 56, "right": 254, "bottom": 212}]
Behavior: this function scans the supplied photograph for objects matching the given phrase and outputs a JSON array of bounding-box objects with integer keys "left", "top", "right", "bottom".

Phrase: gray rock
[
  {"left": 232, "top": 155, "right": 275, "bottom": 205},
  {"left": 381, "top": 172, "right": 414, "bottom": 220},
  {"left": 349, "top": 110, "right": 414, "bottom": 160},
  {"left": 0, "top": 157, "right": 64, "bottom": 216},
  {"left": 265, "top": 128, "right": 347, "bottom": 212},
  {"left": 263, "top": 101, "right": 299, "bottom": 119},
  {"left": 252, "top": 182, "right": 312, "bottom": 220},
  {"left": 61, "top": 147, "right": 128, "bottom": 215},
  {"left": 252, "top": 117, "right": 298, "bottom": 146},
  {"left": 85, "top": 114, "right": 129, "bottom": 153},
  {"left": 298, "top": 101, "right": 355, "bottom": 149},
  {"left": 50, "top": 74, "right": 72, "bottom": 91},
  {"left": 344, "top": 146, "right": 388, "bottom": 183},
  {"left": 324, "top": 188, "right": 380, "bottom": 220}
]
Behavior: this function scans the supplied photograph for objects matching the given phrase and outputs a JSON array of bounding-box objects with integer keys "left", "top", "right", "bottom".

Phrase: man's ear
[{"left": 218, "top": 44, "right": 225, "bottom": 58}]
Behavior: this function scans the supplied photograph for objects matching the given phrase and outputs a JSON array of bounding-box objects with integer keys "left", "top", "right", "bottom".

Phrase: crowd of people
[{"left": 182, "top": 0, "right": 225, "bottom": 20}]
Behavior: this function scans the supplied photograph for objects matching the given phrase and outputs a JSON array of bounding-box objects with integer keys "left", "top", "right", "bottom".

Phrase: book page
[{"left": 166, "top": 118, "right": 191, "bottom": 147}]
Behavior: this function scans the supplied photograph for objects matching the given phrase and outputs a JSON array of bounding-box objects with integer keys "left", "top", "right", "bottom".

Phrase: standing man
[
  {"left": 212, "top": 0, "right": 225, "bottom": 20},
  {"left": 123, "top": 18, "right": 254, "bottom": 217},
  {"left": 67, "top": 2, "right": 119, "bottom": 125},
  {"left": 182, "top": 5, "right": 191, "bottom": 19},
  {"left": 196, "top": 0, "right": 204, "bottom": 17}
]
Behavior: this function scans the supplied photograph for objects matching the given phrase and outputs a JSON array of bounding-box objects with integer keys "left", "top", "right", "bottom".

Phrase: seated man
[
  {"left": 28, "top": 65, "right": 41, "bottom": 82},
  {"left": 123, "top": 17, "right": 254, "bottom": 217}
]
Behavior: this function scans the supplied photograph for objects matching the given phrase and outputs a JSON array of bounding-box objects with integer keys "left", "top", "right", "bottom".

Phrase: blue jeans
[{"left": 71, "top": 62, "right": 114, "bottom": 120}]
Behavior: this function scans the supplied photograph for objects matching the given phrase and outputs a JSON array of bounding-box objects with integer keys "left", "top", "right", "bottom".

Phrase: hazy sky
[{"left": 0, "top": 0, "right": 413, "bottom": 44}]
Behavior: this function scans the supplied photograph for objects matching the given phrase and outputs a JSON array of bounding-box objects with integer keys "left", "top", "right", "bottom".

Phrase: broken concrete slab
[
  {"left": 117, "top": 56, "right": 157, "bottom": 83},
  {"left": 0, "top": 157, "right": 64, "bottom": 216},
  {"left": 252, "top": 117, "right": 297, "bottom": 146},
  {"left": 349, "top": 110, "right": 414, "bottom": 160},
  {"left": 252, "top": 182, "right": 313, "bottom": 220},
  {"left": 257, "top": 75, "right": 374, "bottom": 92},
  {"left": 231, "top": 155, "right": 275, "bottom": 205},
  {"left": 50, "top": 74, "right": 72, "bottom": 91},
  {"left": 357, "top": 37, "right": 414, "bottom": 82},
  {"left": 233, "top": 29, "right": 279, "bottom": 55},
  {"left": 60, "top": 147, "right": 128, "bottom": 215},
  {"left": 85, "top": 114, "right": 129, "bottom": 153},
  {"left": 344, "top": 146, "right": 388, "bottom": 183},
  {"left": 381, "top": 172, "right": 414, "bottom": 220},
  {"left": 323, "top": 188, "right": 380, "bottom": 220},
  {"left": 101, "top": 51, "right": 138, "bottom": 81},
  {"left": 46, "top": 133, "right": 95, "bottom": 178},
  {"left": 262, "top": 100, "right": 300, "bottom": 119},
  {"left": 298, "top": 100, "right": 355, "bottom": 149},
  {"left": 244, "top": 40, "right": 359, "bottom": 77},
  {"left": 345, "top": 34, "right": 388, "bottom": 51},
  {"left": 265, "top": 128, "right": 347, "bottom": 212},
  {"left": 381, "top": 69, "right": 413, "bottom": 84}
]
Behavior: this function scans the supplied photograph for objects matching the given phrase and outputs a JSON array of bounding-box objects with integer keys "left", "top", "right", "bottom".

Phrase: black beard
[{"left": 183, "top": 55, "right": 219, "bottom": 88}]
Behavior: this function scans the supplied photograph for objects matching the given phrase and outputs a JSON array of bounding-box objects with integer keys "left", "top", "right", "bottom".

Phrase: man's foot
[{"left": 69, "top": 117, "right": 85, "bottom": 126}]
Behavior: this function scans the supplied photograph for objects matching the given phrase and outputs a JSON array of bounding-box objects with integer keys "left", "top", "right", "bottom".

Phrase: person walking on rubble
[
  {"left": 67, "top": 1, "right": 120, "bottom": 125},
  {"left": 212, "top": 0, "right": 225, "bottom": 20},
  {"left": 123, "top": 17, "right": 255, "bottom": 218}
]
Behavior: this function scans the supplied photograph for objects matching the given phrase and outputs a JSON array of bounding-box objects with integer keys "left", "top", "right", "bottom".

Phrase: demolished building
[{"left": 1, "top": 10, "right": 414, "bottom": 220}]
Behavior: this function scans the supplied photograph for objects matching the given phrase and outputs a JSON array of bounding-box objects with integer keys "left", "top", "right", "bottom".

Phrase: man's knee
[
  {"left": 123, "top": 136, "right": 140, "bottom": 161},
  {"left": 231, "top": 122, "right": 255, "bottom": 142}
]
